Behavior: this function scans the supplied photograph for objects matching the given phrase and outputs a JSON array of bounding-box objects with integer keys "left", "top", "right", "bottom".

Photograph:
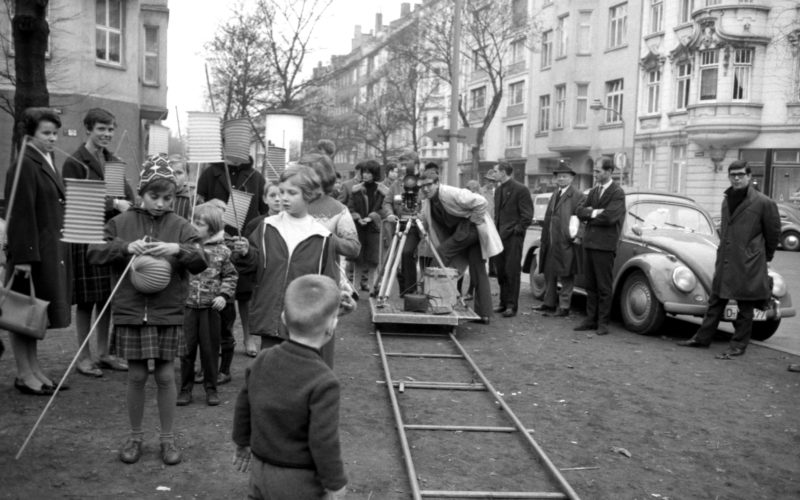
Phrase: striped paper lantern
[
  {"left": 187, "top": 111, "right": 223, "bottom": 163},
  {"left": 264, "top": 146, "right": 286, "bottom": 182},
  {"left": 104, "top": 161, "right": 127, "bottom": 198},
  {"left": 148, "top": 124, "right": 170, "bottom": 156},
  {"left": 223, "top": 189, "right": 253, "bottom": 231},
  {"left": 62, "top": 178, "right": 106, "bottom": 244},
  {"left": 129, "top": 255, "right": 172, "bottom": 294},
  {"left": 223, "top": 118, "right": 251, "bottom": 164}
]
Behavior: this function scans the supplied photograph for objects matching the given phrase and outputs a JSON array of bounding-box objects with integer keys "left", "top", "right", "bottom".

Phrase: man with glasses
[
  {"left": 574, "top": 157, "right": 626, "bottom": 336},
  {"left": 678, "top": 160, "right": 780, "bottom": 359},
  {"left": 418, "top": 171, "right": 503, "bottom": 324}
]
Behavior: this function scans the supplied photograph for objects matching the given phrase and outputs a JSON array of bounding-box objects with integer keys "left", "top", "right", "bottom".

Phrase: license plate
[{"left": 724, "top": 304, "right": 767, "bottom": 321}]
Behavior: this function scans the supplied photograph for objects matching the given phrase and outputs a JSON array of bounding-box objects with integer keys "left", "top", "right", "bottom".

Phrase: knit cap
[{"left": 138, "top": 153, "right": 177, "bottom": 192}]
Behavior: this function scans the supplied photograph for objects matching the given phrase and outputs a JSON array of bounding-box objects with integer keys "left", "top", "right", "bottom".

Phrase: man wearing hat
[
  {"left": 678, "top": 160, "right": 780, "bottom": 359},
  {"left": 492, "top": 162, "right": 533, "bottom": 317},
  {"left": 535, "top": 160, "right": 585, "bottom": 317},
  {"left": 574, "top": 157, "right": 626, "bottom": 335}
]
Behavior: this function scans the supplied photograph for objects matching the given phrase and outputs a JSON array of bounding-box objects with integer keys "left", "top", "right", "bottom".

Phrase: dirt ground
[{"left": 1, "top": 283, "right": 799, "bottom": 500}]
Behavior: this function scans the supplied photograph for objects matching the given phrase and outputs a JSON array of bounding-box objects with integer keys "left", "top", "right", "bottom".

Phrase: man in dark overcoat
[
  {"left": 678, "top": 160, "right": 780, "bottom": 359},
  {"left": 492, "top": 162, "right": 533, "bottom": 317},
  {"left": 535, "top": 161, "right": 585, "bottom": 317},
  {"left": 574, "top": 157, "right": 626, "bottom": 335}
]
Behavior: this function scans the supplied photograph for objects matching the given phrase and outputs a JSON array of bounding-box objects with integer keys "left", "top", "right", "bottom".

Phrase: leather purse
[{"left": 0, "top": 270, "right": 50, "bottom": 340}]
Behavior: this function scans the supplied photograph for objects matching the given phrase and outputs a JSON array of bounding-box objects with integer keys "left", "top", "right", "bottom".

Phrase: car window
[{"left": 626, "top": 202, "right": 714, "bottom": 236}]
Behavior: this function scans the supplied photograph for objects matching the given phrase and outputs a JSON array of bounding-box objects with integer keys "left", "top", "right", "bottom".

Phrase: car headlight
[
  {"left": 769, "top": 271, "right": 787, "bottom": 298},
  {"left": 672, "top": 266, "right": 697, "bottom": 293}
]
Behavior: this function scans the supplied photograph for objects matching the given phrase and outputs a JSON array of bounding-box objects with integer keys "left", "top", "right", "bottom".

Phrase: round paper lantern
[{"left": 129, "top": 255, "right": 172, "bottom": 294}]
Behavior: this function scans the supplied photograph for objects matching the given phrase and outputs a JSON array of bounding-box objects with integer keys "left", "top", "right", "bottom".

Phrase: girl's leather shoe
[
  {"left": 14, "top": 378, "right": 52, "bottom": 396},
  {"left": 119, "top": 438, "right": 143, "bottom": 464},
  {"left": 160, "top": 442, "right": 182, "bottom": 465}
]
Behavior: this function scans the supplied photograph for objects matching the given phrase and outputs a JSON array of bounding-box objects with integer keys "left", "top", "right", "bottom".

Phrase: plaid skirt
[
  {"left": 70, "top": 243, "right": 113, "bottom": 304},
  {"left": 115, "top": 325, "right": 186, "bottom": 360}
]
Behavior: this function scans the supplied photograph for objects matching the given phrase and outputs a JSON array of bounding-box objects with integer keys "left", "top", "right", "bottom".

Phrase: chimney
[
  {"left": 352, "top": 24, "right": 362, "bottom": 51},
  {"left": 401, "top": 2, "right": 410, "bottom": 17},
  {"left": 375, "top": 13, "right": 383, "bottom": 34}
]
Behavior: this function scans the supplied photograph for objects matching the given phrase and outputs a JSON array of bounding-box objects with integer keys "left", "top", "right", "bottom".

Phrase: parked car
[
  {"left": 532, "top": 192, "right": 552, "bottom": 226},
  {"left": 777, "top": 202, "right": 800, "bottom": 252},
  {"left": 523, "top": 191, "right": 795, "bottom": 340}
]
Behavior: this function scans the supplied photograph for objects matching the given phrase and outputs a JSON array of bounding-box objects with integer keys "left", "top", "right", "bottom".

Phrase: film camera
[{"left": 394, "top": 174, "right": 420, "bottom": 223}]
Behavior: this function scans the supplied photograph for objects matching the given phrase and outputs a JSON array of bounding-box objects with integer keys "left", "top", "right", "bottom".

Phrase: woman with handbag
[{"left": 4, "top": 107, "right": 73, "bottom": 395}]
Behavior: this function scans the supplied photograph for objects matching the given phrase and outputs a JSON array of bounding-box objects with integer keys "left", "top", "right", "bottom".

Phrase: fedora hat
[
  {"left": 484, "top": 169, "right": 499, "bottom": 181},
  {"left": 552, "top": 161, "right": 576, "bottom": 176}
]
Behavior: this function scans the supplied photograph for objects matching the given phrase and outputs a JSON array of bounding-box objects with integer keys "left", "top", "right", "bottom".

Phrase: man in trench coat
[
  {"left": 678, "top": 160, "right": 780, "bottom": 359},
  {"left": 535, "top": 161, "right": 584, "bottom": 317}
]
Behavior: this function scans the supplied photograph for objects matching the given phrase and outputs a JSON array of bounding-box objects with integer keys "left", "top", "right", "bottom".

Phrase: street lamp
[{"left": 589, "top": 98, "right": 629, "bottom": 185}]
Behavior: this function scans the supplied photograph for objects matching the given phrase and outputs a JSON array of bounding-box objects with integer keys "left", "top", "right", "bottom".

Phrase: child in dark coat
[{"left": 232, "top": 274, "right": 347, "bottom": 500}]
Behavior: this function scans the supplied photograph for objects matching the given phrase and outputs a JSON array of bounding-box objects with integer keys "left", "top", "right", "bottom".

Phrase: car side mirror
[{"left": 631, "top": 224, "right": 643, "bottom": 237}]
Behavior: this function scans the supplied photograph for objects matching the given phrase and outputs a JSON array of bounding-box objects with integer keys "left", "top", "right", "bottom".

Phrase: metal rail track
[{"left": 375, "top": 327, "right": 582, "bottom": 500}]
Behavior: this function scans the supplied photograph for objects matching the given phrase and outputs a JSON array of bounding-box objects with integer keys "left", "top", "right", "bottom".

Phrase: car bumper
[{"left": 664, "top": 302, "right": 796, "bottom": 321}]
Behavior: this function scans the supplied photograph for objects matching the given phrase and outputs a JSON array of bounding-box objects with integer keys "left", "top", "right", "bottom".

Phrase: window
[
  {"left": 143, "top": 26, "right": 159, "bottom": 84},
  {"left": 556, "top": 15, "right": 569, "bottom": 58},
  {"left": 732, "top": 48, "right": 753, "bottom": 101},
  {"left": 506, "top": 124, "right": 523, "bottom": 147},
  {"left": 538, "top": 95, "right": 551, "bottom": 132},
  {"left": 605, "top": 79, "right": 624, "bottom": 123},
  {"left": 649, "top": 0, "right": 663, "bottom": 34},
  {"left": 575, "top": 83, "right": 589, "bottom": 126},
  {"left": 577, "top": 11, "right": 592, "bottom": 55},
  {"left": 554, "top": 84, "right": 566, "bottom": 128},
  {"left": 608, "top": 3, "right": 627, "bottom": 49},
  {"left": 541, "top": 30, "right": 553, "bottom": 68},
  {"left": 699, "top": 50, "right": 718, "bottom": 101},
  {"left": 645, "top": 69, "right": 661, "bottom": 114},
  {"left": 678, "top": 0, "right": 694, "bottom": 24},
  {"left": 471, "top": 86, "right": 486, "bottom": 109},
  {"left": 510, "top": 38, "right": 526, "bottom": 64},
  {"left": 675, "top": 61, "right": 692, "bottom": 110},
  {"left": 96, "top": 0, "right": 123, "bottom": 64},
  {"left": 642, "top": 146, "right": 656, "bottom": 189},
  {"left": 670, "top": 144, "right": 686, "bottom": 193},
  {"left": 509, "top": 81, "right": 525, "bottom": 105}
]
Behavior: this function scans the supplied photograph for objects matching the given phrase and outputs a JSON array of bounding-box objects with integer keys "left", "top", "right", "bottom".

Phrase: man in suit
[
  {"left": 678, "top": 160, "right": 780, "bottom": 359},
  {"left": 534, "top": 161, "right": 585, "bottom": 317},
  {"left": 492, "top": 162, "right": 533, "bottom": 317},
  {"left": 574, "top": 158, "right": 626, "bottom": 335}
]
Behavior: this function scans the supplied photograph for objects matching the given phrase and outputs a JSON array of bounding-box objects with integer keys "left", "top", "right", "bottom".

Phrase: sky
[{"left": 165, "top": 0, "right": 410, "bottom": 134}]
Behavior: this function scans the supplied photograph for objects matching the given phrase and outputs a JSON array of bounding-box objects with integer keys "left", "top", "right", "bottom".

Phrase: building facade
[{"left": 0, "top": 0, "right": 169, "bottom": 195}]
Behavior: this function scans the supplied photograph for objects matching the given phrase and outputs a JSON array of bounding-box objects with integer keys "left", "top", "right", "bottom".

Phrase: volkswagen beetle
[{"left": 524, "top": 191, "right": 795, "bottom": 340}]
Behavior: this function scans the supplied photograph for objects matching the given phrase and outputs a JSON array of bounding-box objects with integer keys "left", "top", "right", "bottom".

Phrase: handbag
[{"left": 0, "top": 269, "right": 50, "bottom": 340}]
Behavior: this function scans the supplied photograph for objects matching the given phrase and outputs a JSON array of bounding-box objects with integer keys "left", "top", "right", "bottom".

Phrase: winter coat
[
  {"left": 348, "top": 182, "right": 389, "bottom": 233},
  {"left": 494, "top": 178, "right": 533, "bottom": 240},
  {"left": 712, "top": 186, "right": 780, "bottom": 301},
  {"left": 4, "top": 146, "right": 72, "bottom": 328},
  {"left": 238, "top": 213, "right": 338, "bottom": 338},
  {"left": 61, "top": 144, "right": 135, "bottom": 221},
  {"left": 576, "top": 182, "right": 626, "bottom": 252},
  {"left": 196, "top": 161, "right": 267, "bottom": 234},
  {"left": 540, "top": 185, "right": 585, "bottom": 277},
  {"left": 185, "top": 231, "right": 238, "bottom": 308},
  {"left": 87, "top": 207, "right": 207, "bottom": 325}
]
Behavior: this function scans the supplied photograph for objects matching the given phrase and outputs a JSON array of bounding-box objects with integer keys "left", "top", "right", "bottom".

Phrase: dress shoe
[
  {"left": 502, "top": 309, "right": 516, "bottom": 318},
  {"left": 676, "top": 339, "right": 710, "bottom": 348},
  {"left": 206, "top": 390, "right": 221, "bottom": 406},
  {"left": 217, "top": 372, "right": 232, "bottom": 385},
  {"left": 493, "top": 305, "right": 507, "bottom": 313},
  {"left": 176, "top": 391, "right": 192, "bottom": 406},
  {"left": 160, "top": 442, "right": 182, "bottom": 465},
  {"left": 573, "top": 321, "right": 597, "bottom": 331},
  {"left": 470, "top": 317, "right": 490, "bottom": 325},
  {"left": 119, "top": 438, "right": 143, "bottom": 464},
  {"left": 596, "top": 325, "right": 610, "bottom": 336},
  {"left": 715, "top": 347, "right": 745, "bottom": 360},
  {"left": 14, "top": 378, "right": 52, "bottom": 396},
  {"left": 543, "top": 308, "right": 569, "bottom": 317},
  {"left": 532, "top": 304, "right": 556, "bottom": 312}
]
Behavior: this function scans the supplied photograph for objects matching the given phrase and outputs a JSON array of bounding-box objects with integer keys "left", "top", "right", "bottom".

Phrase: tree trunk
[{"left": 12, "top": 0, "right": 50, "bottom": 152}]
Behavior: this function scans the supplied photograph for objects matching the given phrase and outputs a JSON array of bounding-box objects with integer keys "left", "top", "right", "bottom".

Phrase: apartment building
[
  {"left": 633, "top": 0, "right": 800, "bottom": 214},
  {"left": 0, "top": 0, "right": 169, "bottom": 193}
]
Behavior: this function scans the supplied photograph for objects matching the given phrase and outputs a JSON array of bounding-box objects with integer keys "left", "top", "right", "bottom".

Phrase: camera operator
[{"left": 383, "top": 173, "right": 423, "bottom": 296}]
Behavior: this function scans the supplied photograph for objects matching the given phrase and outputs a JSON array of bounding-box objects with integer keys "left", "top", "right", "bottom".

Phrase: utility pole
[{"left": 447, "top": 0, "right": 462, "bottom": 187}]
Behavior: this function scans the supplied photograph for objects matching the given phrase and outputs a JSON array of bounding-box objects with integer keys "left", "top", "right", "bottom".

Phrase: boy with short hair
[{"left": 232, "top": 275, "right": 347, "bottom": 499}]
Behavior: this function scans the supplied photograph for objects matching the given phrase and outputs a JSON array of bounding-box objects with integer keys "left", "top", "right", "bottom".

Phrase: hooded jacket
[{"left": 185, "top": 230, "right": 238, "bottom": 308}]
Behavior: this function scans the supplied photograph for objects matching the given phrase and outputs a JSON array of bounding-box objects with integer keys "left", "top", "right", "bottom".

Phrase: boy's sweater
[
  {"left": 185, "top": 231, "right": 238, "bottom": 308},
  {"left": 232, "top": 339, "right": 347, "bottom": 491}
]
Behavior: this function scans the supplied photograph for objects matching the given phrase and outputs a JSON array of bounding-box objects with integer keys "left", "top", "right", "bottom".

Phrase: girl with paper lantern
[
  {"left": 62, "top": 108, "right": 135, "bottom": 378},
  {"left": 87, "top": 155, "right": 207, "bottom": 466}
]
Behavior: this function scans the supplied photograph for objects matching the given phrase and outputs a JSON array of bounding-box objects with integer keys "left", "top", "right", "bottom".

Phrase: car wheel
[
  {"left": 781, "top": 231, "right": 800, "bottom": 252},
  {"left": 528, "top": 247, "right": 546, "bottom": 300},
  {"left": 620, "top": 271, "right": 666, "bottom": 335},
  {"left": 750, "top": 319, "right": 780, "bottom": 341}
]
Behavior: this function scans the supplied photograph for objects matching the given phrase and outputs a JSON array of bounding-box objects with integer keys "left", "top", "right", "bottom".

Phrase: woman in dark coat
[
  {"left": 348, "top": 159, "right": 388, "bottom": 293},
  {"left": 4, "top": 107, "right": 73, "bottom": 395}
]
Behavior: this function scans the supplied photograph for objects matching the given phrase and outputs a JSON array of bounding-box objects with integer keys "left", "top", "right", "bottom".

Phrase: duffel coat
[{"left": 539, "top": 185, "right": 584, "bottom": 277}]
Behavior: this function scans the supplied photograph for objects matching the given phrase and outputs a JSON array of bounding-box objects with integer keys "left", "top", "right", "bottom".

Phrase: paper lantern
[
  {"left": 148, "top": 124, "right": 170, "bottom": 156},
  {"left": 129, "top": 255, "right": 172, "bottom": 294},
  {"left": 104, "top": 161, "right": 127, "bottom": 198},
  {"left": 223, "top": 189, "right": 253, "bottom": 231},
  {"left": 62, "top": 178, "right": 106, "bottom": 244},
  {"left": 222, "top": 118, "right": 251, "bottom": 164},
  {"left": 186, "top": 111, "right": 223, "bottom": 163}
]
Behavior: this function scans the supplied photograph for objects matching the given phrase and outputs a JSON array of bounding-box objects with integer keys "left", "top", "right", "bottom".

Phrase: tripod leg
[
  {"left": 383, "top": 230, "right": 408, "bottom": 299},
  {"left": 377, "top": 222, "right": 405, "bottom": 299},
  {"left": 414, "top": 218, "right": 448, "bottom": 270}
]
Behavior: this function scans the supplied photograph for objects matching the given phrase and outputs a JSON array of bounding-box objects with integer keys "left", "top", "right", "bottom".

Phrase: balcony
[
  {"left": 506, "top": 60, "right": 526, "bottom": 76},
  {"left": 504, "top": 147, "right": 523, "bottom": 159},
  {"left": 505, "top": 103, "right": 525, "bottom": 119},
  {"left": 692, "top": 2, "right": 771, "bottom": 43},
  {"left": 685, "top": 101, "right": 762, "bottom": 149}
]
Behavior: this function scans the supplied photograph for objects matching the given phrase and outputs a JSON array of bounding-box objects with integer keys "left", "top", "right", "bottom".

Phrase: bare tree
[
  {"left": 353, "top": 83, "right": 407, "bottom": 164},
  {"left": 301, "top": 84, "right": 361, "bottom": 160}
]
